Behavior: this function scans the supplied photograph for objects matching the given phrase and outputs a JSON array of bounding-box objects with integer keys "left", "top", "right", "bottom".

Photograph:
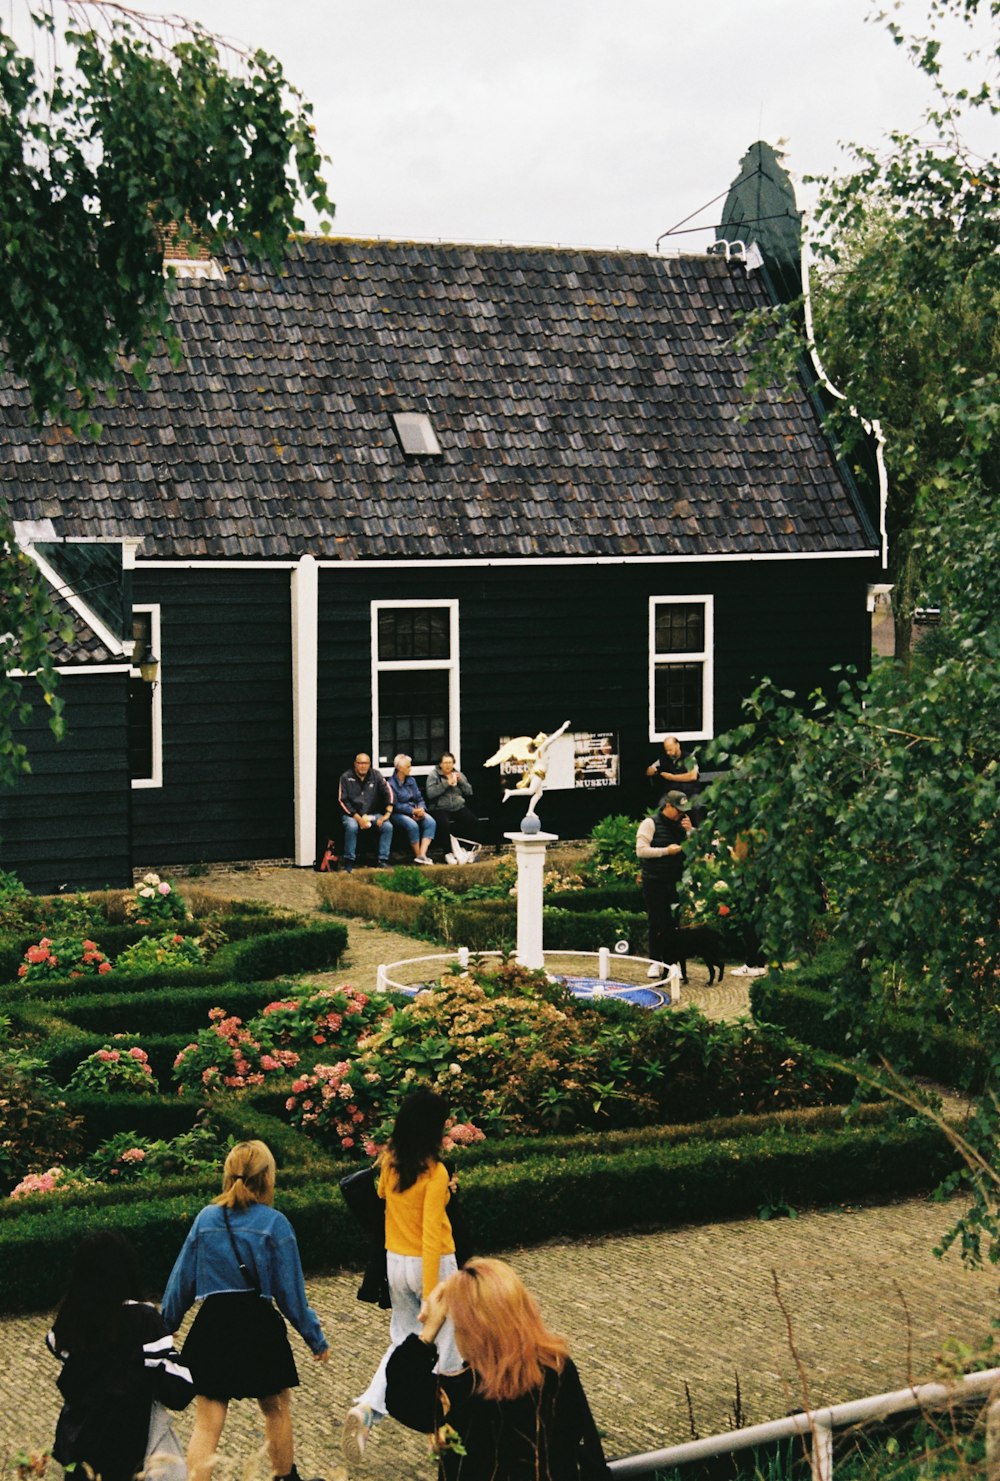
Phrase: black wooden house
[{"left": 1, "top": 233, "right": 884, "bottom": 890}]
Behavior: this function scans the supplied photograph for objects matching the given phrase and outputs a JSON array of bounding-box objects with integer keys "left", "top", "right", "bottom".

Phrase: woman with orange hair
[
  {"left": 161, "top": 1140, "right": 329, "bottom": 1481},
  {"left": 384, "top": 1256, "right": 610, "bottom": 1479}
]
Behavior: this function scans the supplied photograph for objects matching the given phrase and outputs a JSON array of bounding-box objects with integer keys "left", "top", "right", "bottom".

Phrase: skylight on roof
[{"left": 392, "top": 412, "right": 442, "bottom": 457}]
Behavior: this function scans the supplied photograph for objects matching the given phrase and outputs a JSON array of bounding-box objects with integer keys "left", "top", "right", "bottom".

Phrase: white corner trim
[
  {"left": 21, "top": 545, "right": 128, "bottom": 658},
  {"left": 130, "top": 604, "right": 162, "bottom": 788},
  {"left": 291, "top": 555, "right": 320, "bottom": 865}
]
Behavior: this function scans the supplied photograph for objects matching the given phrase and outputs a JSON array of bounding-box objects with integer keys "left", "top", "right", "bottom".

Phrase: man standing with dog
[{"left": 636, "top": 791, "right": 693, "bottom": 978}]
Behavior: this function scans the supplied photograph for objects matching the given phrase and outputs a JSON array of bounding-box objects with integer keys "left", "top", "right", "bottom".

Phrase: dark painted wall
[
  {"left": 317, "top": 558, "right": 875, "bottom": 849},
  {"left": 130, "top": 568, "right": 294, "bottom": 865},
  {"left": 0, "top": 673, "right": 132, "bottom": 892}
]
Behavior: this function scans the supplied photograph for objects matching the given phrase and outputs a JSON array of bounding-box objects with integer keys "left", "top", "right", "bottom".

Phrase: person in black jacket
[
  {"left": 47, "top": 1231, "right": 194, "bottom": 1481},
  {"left": 338, "top": 753, "right": 394, "bottom": 871},
  {"left": 385, "top": 1257, "right": 610, "bottom": 1480}
]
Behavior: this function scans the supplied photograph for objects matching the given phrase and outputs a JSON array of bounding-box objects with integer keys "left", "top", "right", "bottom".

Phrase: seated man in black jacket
[{"left": 338, "top": 753, "right": 394, "bottom": 872}]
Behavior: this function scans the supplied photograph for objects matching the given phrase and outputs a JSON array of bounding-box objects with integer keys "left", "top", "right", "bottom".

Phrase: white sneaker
[
  {"left": 731, "top": 965, "right": 752, "bottom": 976},
  {"left": 414, "top": 855, "right": 429, "bottom": 865},
  {"left": 342, "top": 1403, "right": 374, "bottom": 1465},
  {"left": 746, "top": 966, "right": 768, "bottom": 977},
  {"left": 646, "top": 962, "right": 663, "bottom": 979},
  {"left": 445, "top": 852, "right": 457, "bottom": 866}
]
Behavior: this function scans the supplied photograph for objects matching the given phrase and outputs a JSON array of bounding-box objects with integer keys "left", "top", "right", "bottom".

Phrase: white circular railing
[{"left": 376, "top": 947, "right": 681, "bottom": 1005}]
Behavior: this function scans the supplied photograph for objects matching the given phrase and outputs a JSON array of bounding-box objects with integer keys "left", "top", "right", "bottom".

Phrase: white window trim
[
  {"left": 130, "top": 604, "right": 163, "bottom": 789},
  {"left": 648, "top": 594, "right": 714, "bottom": 742},
  {"left": 371, "top": 599, "right": 460, "bottom": 774}
]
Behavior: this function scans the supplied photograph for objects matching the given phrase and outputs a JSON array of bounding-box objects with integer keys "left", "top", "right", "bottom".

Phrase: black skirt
[{"left": 181, "top": 1292, "right": 299, "bottom": 1400}]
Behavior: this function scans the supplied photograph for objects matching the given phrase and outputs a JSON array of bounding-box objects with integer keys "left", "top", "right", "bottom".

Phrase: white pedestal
[{"left": 504, "top": 829, "right": 558, "bottom": 971}]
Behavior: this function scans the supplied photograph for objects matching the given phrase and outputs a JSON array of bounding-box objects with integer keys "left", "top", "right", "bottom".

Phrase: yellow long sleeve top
[{"left": 378, "top": 1157, "right": 455, "bottom": 1299}]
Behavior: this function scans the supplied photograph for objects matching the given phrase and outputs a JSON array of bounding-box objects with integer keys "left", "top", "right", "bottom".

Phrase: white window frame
[
  {"left": 648, "top": 594, "right": 714, "bottom": 742},
  {"left": 130, "top": 604, "right": 163, "bottom": 789},
  {"left": 371, "top": 599, "right": 460, "bottom": 774}
]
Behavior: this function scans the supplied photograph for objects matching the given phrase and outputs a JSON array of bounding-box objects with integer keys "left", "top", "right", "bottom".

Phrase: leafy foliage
[{"left": 0, "top": 3, "right": 333, "bottom": 777}]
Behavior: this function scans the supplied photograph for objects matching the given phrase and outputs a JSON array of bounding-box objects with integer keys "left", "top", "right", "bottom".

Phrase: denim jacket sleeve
[
  {"left": 267, "top": 1215, "right": 328, "bottom": 1355},
  {"left": 160, "top": 1226, "right": 198, "bottom": 1335}
]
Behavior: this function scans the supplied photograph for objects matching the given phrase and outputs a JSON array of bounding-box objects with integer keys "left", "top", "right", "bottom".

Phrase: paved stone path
[
  {"left": 2, "top": 867, "right": 992, "bottom": 1478},
  {"left": 2, "top": 1202, "right": 994, "bottom": 1480}
]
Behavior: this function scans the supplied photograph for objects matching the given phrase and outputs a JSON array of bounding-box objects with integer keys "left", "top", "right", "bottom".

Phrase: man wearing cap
[{"left": 636, "top": 790, "right": 693, "bottom": 976}]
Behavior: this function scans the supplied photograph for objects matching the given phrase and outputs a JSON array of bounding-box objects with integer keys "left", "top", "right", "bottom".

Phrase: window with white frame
[
  {"left": 648, "top": 596, "right": 713, "bottom": 740},
  {"left": 129, "top": 605, "right": 163, "bottom": 787},
  {"left": 372, "top": 601, "right": 459, "bottom": 770}
]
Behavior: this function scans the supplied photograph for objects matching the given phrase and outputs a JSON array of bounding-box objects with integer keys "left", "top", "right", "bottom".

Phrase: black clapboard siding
[
  {"left": 130, "top": 569, "right": 294, "bottom": 862},
  {"left": 316, "top": 558, "right": 874, "bottom": 845},
  {"left": 0, "top": 673, "right": 132, "bottom": 891}
]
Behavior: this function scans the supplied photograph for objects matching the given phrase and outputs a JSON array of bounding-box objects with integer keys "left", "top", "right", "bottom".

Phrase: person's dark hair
[
  {"left": 438, "top": 753, "right": 456, "bottom": 766},
  {"left": 51, "top": 1230, "right": 144, "bottom": 1353},
  {"left": 387, "top": 1088, "right": 449, "bottom": 1192}
]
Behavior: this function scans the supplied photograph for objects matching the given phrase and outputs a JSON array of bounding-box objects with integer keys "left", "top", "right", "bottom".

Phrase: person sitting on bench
[
  {"left": 389, "top": 754, "right": 437, "bottom": 866},
  {"left": 338, "top": 753, "right": 393, "bottom": 872},
  {"left": 426, "top": 753, "right": 480, "bottom": 865}
]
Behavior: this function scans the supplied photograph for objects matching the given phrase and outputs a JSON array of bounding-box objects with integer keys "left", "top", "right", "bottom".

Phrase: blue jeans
[
  {"left": 343, "top": 814, "right": 393, "bottom": 864},
  {"left": 393, "top": 812, "right": 437, "bottom": 850}
]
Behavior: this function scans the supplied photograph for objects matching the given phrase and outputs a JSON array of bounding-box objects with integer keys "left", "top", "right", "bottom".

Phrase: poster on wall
[{"left": 494, "top": 731, "right": 619, "bottom": 792}]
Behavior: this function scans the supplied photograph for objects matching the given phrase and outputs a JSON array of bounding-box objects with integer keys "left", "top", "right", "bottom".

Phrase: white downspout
[{"left": 291, "top": 554, "right": 319, "bottom": 866}]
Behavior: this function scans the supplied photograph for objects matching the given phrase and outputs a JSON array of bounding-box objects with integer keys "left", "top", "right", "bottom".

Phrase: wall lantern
[{"left": 138, "top": 643, "right": 160, "bottom": 685}]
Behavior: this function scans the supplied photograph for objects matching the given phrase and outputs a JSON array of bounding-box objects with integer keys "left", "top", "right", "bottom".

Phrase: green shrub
[
  {"left": 213, "top": 922, "right": 348, "bottom": 979},
  {"left": 41, "top": 982, "right": 299, "bottom": 1038},
  {"left": 0, "top": 1110, "right": 956, "bottom": 1313},
  {"left": 584, "top": 813, "right": 643, "bottom": 883},
  {"left": 116, "top": 931, "right": 207, "bottom": 975},
  {"left": 751, "top": 968, "right": 988, "bottom": 1093}
]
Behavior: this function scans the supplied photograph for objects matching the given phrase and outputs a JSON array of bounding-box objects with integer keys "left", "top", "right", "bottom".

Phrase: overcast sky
[{"left": 47, "top": 0, "right": 1000, "bottom": 252}]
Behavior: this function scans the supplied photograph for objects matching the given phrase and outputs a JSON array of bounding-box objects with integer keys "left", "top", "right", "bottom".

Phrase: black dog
[{"left": 666, "top": 926, "right": 725, "bottom": 985}]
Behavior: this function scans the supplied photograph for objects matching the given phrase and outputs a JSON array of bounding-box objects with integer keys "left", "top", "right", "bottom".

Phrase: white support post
[
  {"left": 376, "top": 963, "right": 387, "bottom": 993},
  {"left": 504, "top": 830, "right": 558, "bottom": 971},
  {"left": 458, "top": 947, "right": 470, "bottom": 970},
  {"left": 667, "top": 962, "right": 682, "bottom": 1004},
  {"left": 598, "top": 947, "right": 610, "bottom": 980},
  {"left": 810, "top": 1422, "right": 834, "bottom": 1481},
  {"left": 291, "top": 554, "right": 319, "bottom": 866}
]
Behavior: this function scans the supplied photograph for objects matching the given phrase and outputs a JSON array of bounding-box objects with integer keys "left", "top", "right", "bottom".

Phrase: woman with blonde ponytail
[{"left": 161, "top": 1141, "right": 329, "bottom": 1481}]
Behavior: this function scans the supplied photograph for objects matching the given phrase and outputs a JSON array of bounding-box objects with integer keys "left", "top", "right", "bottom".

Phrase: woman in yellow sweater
[{"left": 343, "top": 1088, "right": 462, "bottom": 1466}]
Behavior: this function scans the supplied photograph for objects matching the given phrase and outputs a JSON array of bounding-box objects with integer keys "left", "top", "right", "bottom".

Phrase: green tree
[
  {"left": 0, "top": 2, "right": 334, "bottom": 785},
  {"left": 734, "top": 0, "right": 999, "bottom": 665},
  {"left": 706, "top": 0, "right": 1000, "bottom": 1258}
]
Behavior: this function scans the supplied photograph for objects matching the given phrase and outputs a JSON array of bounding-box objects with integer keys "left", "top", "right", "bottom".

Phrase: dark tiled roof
[
  {"left": 1, "top": 239, "right": 875, "bottom": 561},
  {"left": 46, "top": 585, "right": 122, "bottom": 667}
]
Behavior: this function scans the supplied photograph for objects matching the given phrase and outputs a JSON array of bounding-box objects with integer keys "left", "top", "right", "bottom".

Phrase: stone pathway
[{"left": 2, "top": 1201, "right": 995, "bottom": 1479}]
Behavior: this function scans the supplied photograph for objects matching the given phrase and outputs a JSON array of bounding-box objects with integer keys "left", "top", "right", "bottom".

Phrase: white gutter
[
  {"left": 136, "top": 549, "right": 878, "bottom": 571},
  {"left": 800, "top": 234, "right": 889, "bottom": 572},
  {"left": 290, "top": 554, "right": 319, "bottom": 867},
  {"left": 19, "top": 544, "right": 128, "bottom": 658}
]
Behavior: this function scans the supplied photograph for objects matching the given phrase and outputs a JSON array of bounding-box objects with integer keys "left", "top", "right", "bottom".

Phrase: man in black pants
[{"left": 636, "top": 790, "right": 693, "bottom": 975}]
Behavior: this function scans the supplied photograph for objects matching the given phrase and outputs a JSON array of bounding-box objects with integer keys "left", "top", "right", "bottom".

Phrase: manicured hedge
[
  {"left": 23, "top": 981, "right": 298, "bottom": 1038},
  {"left": 751, "top": 962, "right": 988, "bottom": 1093},
  {"left": 0, "top": 923, "right": 348, "bottom": 1002},
  {"left": 0, "top": 1108, "right": 957, "bottom": 1313}
]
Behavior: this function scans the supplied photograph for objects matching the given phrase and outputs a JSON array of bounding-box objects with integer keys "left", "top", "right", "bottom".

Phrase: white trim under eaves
[
  {"left": 22, "top": 546, "right": 128, "bottom": 657},
  {"left": 9, "top": 664, "right": 132, "bottom": 678},
  {"left": 136, "top": 549, "right": 878, "bottom": 572}
]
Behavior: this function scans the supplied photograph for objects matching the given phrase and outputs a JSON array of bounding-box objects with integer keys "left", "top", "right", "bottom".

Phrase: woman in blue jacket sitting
[
  {"left": 390, "top": 754, "right": 437, "bottom": 865},
  {"left": 161, "top": 1140, "right": 329, "bottom": 1481}
]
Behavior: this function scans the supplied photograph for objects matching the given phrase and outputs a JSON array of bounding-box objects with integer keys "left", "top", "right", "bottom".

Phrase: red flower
[{"left": 718, "top": 903, "right": 731, "bottom": 917}]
